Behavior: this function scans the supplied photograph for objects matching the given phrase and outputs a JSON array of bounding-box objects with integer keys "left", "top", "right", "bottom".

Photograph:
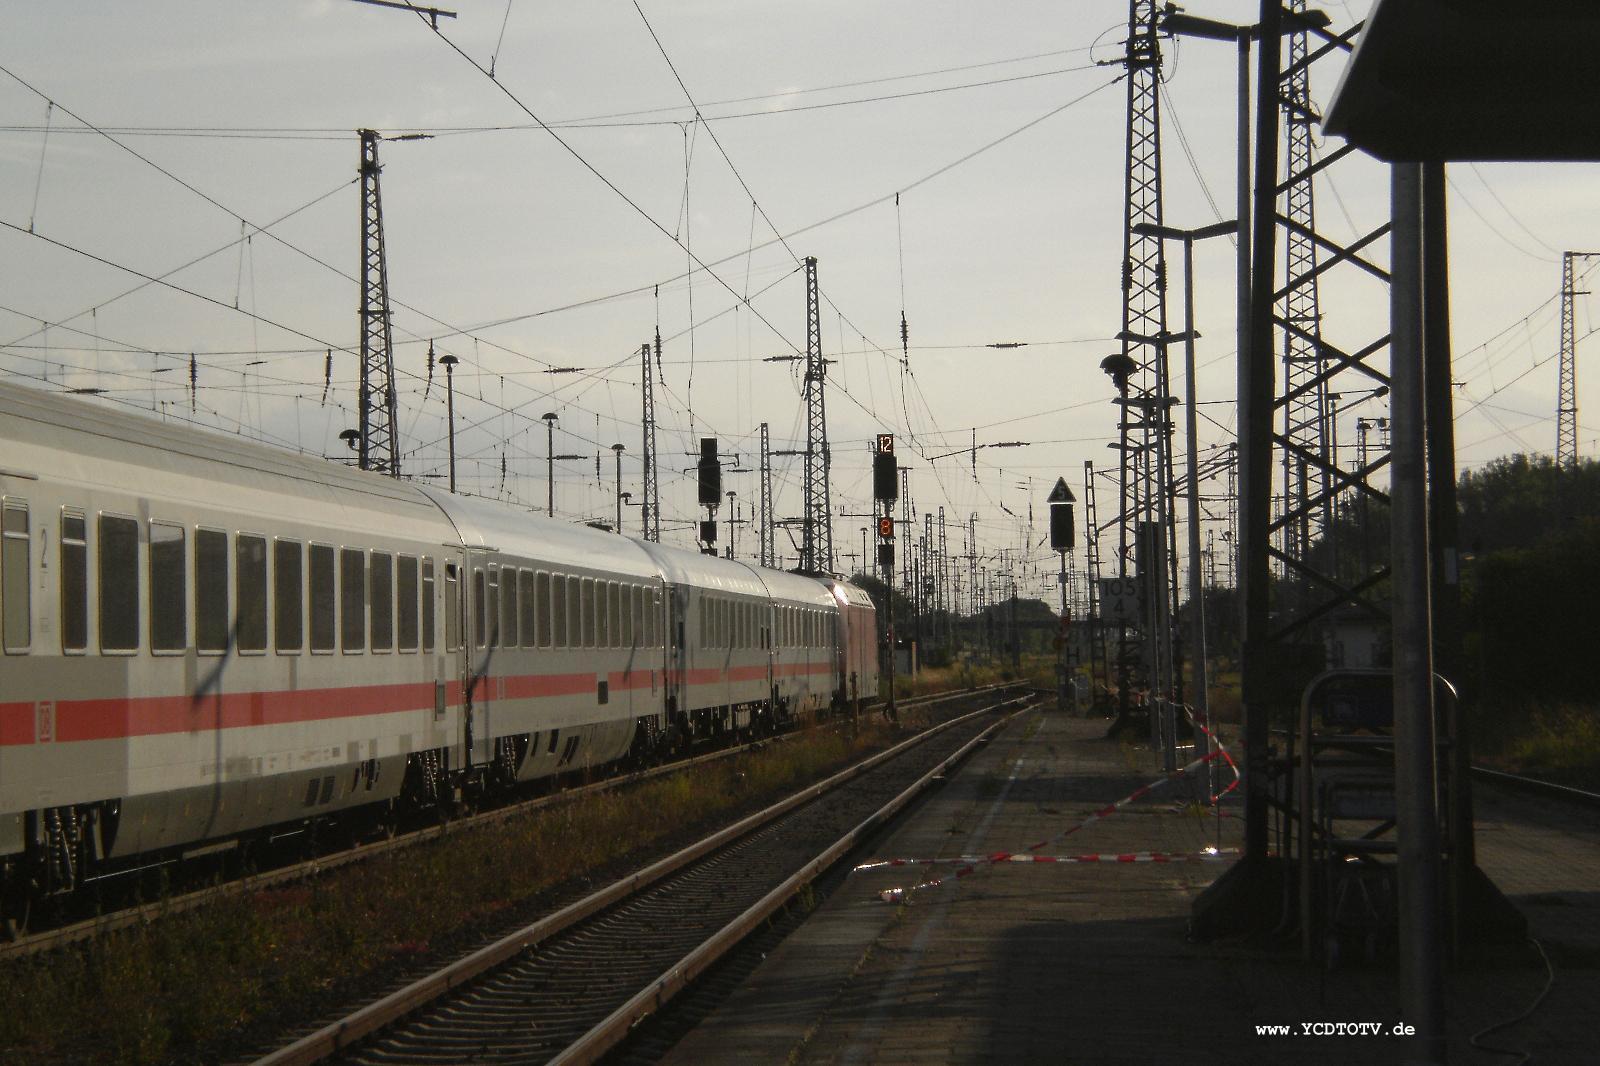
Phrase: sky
[{"left": 2, "top": 1, "right": 1598, "bottom": 604}]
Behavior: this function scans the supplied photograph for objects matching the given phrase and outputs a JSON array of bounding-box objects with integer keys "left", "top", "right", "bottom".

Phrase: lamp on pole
[
  {"left": 439, "top": 351, "right": 459, "bottom": 493},
  {"left": 542, "top": 412, "right": 558, "bottom": 517},
  {"left": 1133, "top": 217, "right": 1236, "bottom": 784},
  {"left": 611, "top": 444, "right": 626, "bottom": 533}
]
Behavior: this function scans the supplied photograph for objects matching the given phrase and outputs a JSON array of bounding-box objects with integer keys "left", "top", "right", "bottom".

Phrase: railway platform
[{"left": 662, "top": 705, "right": 1600, "bottom": 1065}]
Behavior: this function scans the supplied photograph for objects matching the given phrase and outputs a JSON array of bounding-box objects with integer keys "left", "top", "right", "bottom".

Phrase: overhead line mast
[
  {"left": 759, "top": 421, "right": 775, "bottom": 567},
  {"left": 357, "top": 129, "right": 400, "bottom": 476},
  {"left": 801, "top": 256, "right": 834, "bottom": 574},
  {"left": 641, "top": 336, "right": 662, "bottom": 541},
  {"left": 1557, "top": 251, "right": 1598, "bottom": 469},
  {"left": 1280, "top": 0, "right": 1331, "bottom": 577},
  {"left": 1114, "top": 0, "right": 1170, "bottom": 708}
]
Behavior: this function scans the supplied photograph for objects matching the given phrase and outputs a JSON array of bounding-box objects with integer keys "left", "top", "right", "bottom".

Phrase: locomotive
[{"left": 0, "top": 380, "right": 879, "bottom": 925}]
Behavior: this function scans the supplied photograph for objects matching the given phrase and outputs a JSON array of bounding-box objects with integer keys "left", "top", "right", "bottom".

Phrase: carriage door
[
  {"left": 464, "top": 547, "right": 501, "bottom": 768},
  {"left": 665, "top": 583, "right": 685, "bottom": 718}
]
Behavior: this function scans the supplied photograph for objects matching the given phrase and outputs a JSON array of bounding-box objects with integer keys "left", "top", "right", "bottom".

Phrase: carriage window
[
  {"left": 488, "top": 567, "right": 504, "bottom": 647},
  {"left": 99, "top": 514, "right": 139, "bottom": 652},
  {"left": 417, "top": 557, "right": 433, "bottom": 653},
  {"left": 472, "top": 568, "right": 486, "bottom": 649},
  {"left": 500, "top": 566, "right": 518, "bottom": 648},
  {"left": 552, "top": 573, "right": 569, "bottom": 647},
  {"left": 340, "top": 548, "right": 366, "bottom": 652},
  {"left": 370, "top": 551, "right": 393, "bottom": 652},
  {"left": 237, "top": 535, "right": 267, "bottom": 653},
  {"left": 275, "top": 540, "right": 303, "bottom": 652},
  {"left": 60, "top": 511, "right": 86, "bottom": 653},
  {"left": 625, "top": 585, "right": 638, "bottom": 647},
  {"left": 443, "top": 562, "right": 460, "bottom": 652},
  {"left": 149, "top": 522, "right": 186, "bottom": 653},
  {"left": 2, "top": 501, "right": 30, "bottom": 653},
  {"left": 536, "top": 571, "right": 552, "bottom": 648},
  {"left": 582, "top": 577, "right": 597, "bottom": 648},
  {"left": 397, "top": 555, "right": 419, "bottom": 652},
  {"left": 608, "top": 581, "right": 622, "bottom": 648},
  {"left": 519, "top": 570, "right": 536, "bottom": 648},
  {"left": 309, "top": 544, "right": 335, "bottom": 652},
  {"left": 195, "top": 528, "right": 228, "bottom": 653}
]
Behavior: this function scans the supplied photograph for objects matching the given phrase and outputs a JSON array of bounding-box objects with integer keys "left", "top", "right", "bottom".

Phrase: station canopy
[{"left": 1324, "top": 0, "right": 1600, "bottom": 162}]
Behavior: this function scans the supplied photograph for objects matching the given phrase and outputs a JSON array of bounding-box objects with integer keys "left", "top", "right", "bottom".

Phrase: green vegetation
[
  {"left": 1456, "top": 456, "right": 1600, "bottom": 786},
  {"left": 0, "top": 709, "right": 949, "bottom": 1065}
]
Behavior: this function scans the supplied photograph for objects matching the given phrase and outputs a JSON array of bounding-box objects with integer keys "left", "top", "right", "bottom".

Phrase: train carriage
[
  {"left": 419, "top": 488, "right": 668, "bottom": 782},
  {"left": 0, "top": 382, "right": 463, "bottom": 893},
  {"left": 0, "top": 379, "right": 878, "bottom": 924}
]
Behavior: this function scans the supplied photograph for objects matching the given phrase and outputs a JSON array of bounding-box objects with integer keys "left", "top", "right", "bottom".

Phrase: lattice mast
[
  {"left": 1557, "top": 252, "right": 1596, "bottom": 469},
  {"left": 801, "top": 256, "right": 834, "bottom": 573},
  {"left": 938, "top": 506, "right": 948, "bottom": 650},
  {"left": 899, "top": 468, "right": 913, "bottom": 600},
  {"left": 1084, "top": 460, "right": 1109, "bottom": 699},
  {"left": 1116, "top": 0, "right": 1170, "bottom": 691},
  {"left": 1279, "top": 0, "right": 1331, "bottom": 570},
  {"left": 357, "top": 129, "right": 400, "bottom": 476},
  {"left": 641, "top": 337, "right": 662, "bottom": 541},
  {"left": 759, "top": 421, "right": 775, "bottom": 567}
]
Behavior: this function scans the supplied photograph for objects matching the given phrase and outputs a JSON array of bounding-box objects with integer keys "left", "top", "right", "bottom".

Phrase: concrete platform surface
[{"left": 661, "top": 707, "right": 1600, "bottom": 1065}]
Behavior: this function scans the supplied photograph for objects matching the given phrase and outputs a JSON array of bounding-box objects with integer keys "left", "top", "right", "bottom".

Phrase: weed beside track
[{"left": 0, "top": 701, "right": 971, "bottom": 1066}]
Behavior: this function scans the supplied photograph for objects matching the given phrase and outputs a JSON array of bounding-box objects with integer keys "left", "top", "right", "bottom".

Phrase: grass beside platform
[
  {"left": 1471, "top": 700, "right": 1600, "bottom": 791},
  {"left": 0, "top": 704, "right": 962, "bottom": 1065}
]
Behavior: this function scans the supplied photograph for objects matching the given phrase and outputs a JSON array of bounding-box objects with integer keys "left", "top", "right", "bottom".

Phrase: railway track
[
  {"left": 251, "top": 688, "right": 1034, "bottom": 1066},
  {"left": 1, "top": 684, "right": 1014, "bottom": 961},
  {"left": 1470, "top": 765, "right": 1600, "bottom": 807}
]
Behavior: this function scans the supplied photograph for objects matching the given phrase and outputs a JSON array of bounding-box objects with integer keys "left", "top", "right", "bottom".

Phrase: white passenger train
[{"left": 0, "top": 380, "right": 878, "bottom": 921}]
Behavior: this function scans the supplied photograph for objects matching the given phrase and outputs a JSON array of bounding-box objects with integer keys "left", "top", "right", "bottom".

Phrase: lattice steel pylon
[
  {"left": 357, "top": 129, "right": 400, "bottom": 477},
  {"left": 801, "top": 256, "right": 834, "bottom": 574},
  {"left": 759, "top": 421, "right": 775, "bottom": 567},
  {"left": 1279, "top": 1, "right": 1331, "bottom": 584},
  {"left": 1115, "top": 0, "right": 1170, "bottom": 697},
  {"left": 899, "top": 467, "right": 913, "bottom": 601},
  {"left": 1083, "top": 460, "right": 1109, "bottom": 701},
  {"left": 641, "top": 337, "right": 662, "bottom": 542},
  {"left": 937, "top": 506, "right": 948, "bottom": 650},
  {"left": 1557, "top": 252, "right": 1598, "bottom": 469},
  {"left": 1195, "top": 8, "right": 1396, "bottom": 936}
]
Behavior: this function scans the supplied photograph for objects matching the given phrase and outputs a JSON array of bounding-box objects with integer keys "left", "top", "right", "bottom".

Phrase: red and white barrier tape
[
  {"left": 876, "top": 745, "right": 1234, "bottom": 902},
  {"left": 857, "top": 847, "right": 1237, "bottom": 873},
  {"left": 1181, "top": 702, "right": 1242, "bottom": 805}
]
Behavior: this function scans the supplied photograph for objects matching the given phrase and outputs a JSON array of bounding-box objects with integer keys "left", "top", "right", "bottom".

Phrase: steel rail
[
  {"left": 253, "top": 691, "right": 1029, "bottom": 1066},
  {"left": 3, "top": 683, "right": 1013, "bottom": 960},
  {"left": 1470, "top": 765, "right": 1600, "bottom": 807},
  {"left": 549, "top": 697, "right": 1028, "bottom": 1066}
]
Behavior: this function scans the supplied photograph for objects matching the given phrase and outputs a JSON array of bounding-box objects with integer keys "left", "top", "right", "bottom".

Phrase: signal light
[
  {"left": 697, "top": 437, "right": 721, "bottom": 507},
  {"left": 873, "top": 433, "right": 897, "bottom": 502},
  {"left": 1050, "top": 503, "right": 1075, "bottom": 551},
  {"left": 878, "top": 515, "right": 894, "bottom": 539}
]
